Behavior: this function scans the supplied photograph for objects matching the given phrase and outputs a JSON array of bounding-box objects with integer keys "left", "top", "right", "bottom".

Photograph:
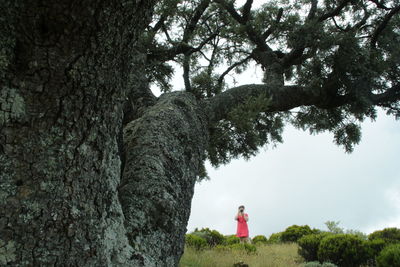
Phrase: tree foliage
[{"left": 141, "top": 0, "right": 400, "bottom": 166}]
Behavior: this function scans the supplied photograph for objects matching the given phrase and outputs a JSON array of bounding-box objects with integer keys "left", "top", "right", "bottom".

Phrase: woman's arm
[{"left": 244, "top": 214, "right": 249, "bottom": 222}]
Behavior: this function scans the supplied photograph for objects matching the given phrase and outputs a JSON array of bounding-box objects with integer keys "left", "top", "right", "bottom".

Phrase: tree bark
[
  {"left": 4, "top": 1, "right": 394, "bottom": 266},
  {"left": 120, "top": 92, "right": 208, "bottom": 265},
  {"left": 0, "top": 1, "right": 195, "bottom": 266}
]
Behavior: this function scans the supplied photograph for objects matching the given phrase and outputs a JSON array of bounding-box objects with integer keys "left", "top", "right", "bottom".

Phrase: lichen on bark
[
  {"left": 0, "top": 87, "right": 26, "bottom": 126},
  {"left": 0, "top": 239, "right": 16, "bottom": 265},
  {"left": 120, "top": 92, "right": 208, "bottom": 265}
]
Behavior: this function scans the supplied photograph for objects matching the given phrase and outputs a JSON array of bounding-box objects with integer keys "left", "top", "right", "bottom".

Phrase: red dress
[{"left": 236, "top": 213, "right": 249, "bottom": 237}]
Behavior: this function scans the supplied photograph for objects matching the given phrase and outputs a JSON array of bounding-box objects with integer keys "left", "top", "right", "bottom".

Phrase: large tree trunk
[
  {"left": 1, "top": 1, "right": 204, "bottom": 266},
  {"left": 120, "top": 92, "right": 208, "bottom": 265}
]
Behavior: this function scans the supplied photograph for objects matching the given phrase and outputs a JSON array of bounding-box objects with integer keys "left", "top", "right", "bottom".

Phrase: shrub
[
  {"left": 298, "top": 232, "right": 333, "bottom": 262},
  {"left": 281, "top": 225, "right": 314, "bottom": 243},
  {"left": 252, "top": 235, "right": 268, "bottom": 245},
  {"left": 185, "top": 234, "right": 207, "bottom": 250},
  {"left": 191, "top": 228, "right": 225, "bottom": 246},
  {"left": 228, "top": 243, "right": 257, "bottom": 254},
  {"left": 369, "top": 228, "right": 400, "bottom": 244},
  {"left": 268, "top": 232, "right": 283, "bottom": 244},
  {"left": 223, "top": 235, "right": 240, "bottom": 245},
  {"left": 365, "top": 238, "right": 387, "bottom": 265},
  {"left": 325, "top": 221, "right": 367, "bottom": 239},
  {"left": 303, "top": 262, "right": 338, "bottom": 267},
  {"left": 376, "top": 243, "right": 400, "bottom": 267},
  {"left": 318, "top": 234, "right": 369, "bottom": 267}
]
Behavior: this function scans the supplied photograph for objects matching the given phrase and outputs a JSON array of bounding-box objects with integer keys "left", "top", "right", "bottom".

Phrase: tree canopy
[{"left": 140, "top": 0, "right": 399, "bottom": 167}]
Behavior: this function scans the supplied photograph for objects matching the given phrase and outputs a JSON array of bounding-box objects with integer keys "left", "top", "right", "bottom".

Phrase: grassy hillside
[
  {"left": 179, "top": 243, "right": 304, "bottom": 267},
  {"left": 181, "top": 226, "right": 400, "bottom": 266}
]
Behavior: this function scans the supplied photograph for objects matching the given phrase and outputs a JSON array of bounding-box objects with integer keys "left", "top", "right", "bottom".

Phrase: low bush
[
  {"left": 228, "top": 243, "right": 257, "bottom": 254},
  {"left": 252, "top": 235, "right": 268, "bottom": 245},
  {"left": 268, "top": 232, "right": 283, "bottom": 244},
  {"left": 281, "top": 225, "right": 314, "bottom": 243},
  {"left": 365, "top": 238, "right": 387, "bottom": 265},
  {"left": 185, "top": 234, "right": 207, "bottom": 250},
  {"left": 376, "top": 243, "right": 400, "bottom": 267},
  {"left": 191, "top": 228, "right": 225, "bottom": 246},
  {"left": 318, "top": 234, "right": 369, "bottom": 267},
  {"left": 369, "top": 228, "right": 400, "bottom": 245},
  {"left": 224, "top": 235, "right": 240, "bottom": 245},
  {"left": 298, "top": 232, "right": 333, "bottom": 262}
]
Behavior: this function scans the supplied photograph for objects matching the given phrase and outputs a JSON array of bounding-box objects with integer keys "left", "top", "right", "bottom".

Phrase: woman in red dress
[{"left": 235, "top": 205, "right": 249, "bottom": 243}]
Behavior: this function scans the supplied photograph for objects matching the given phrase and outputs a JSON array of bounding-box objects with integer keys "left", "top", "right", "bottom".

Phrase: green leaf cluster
[
  {"left": 208, "top": 93, "right": 286, "bottom": 166},
  {"left": 143, "top": 0, "right": 400, "bottom": 162}
]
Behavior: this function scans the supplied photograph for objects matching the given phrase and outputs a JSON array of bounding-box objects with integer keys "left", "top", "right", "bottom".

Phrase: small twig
[{"left": 217, "top": 55, "right": 252, "bottom": 87}]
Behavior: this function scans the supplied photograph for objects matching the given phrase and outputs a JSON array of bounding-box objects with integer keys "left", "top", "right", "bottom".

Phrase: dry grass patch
[{"left": 179, "top": 243, "right": 304, "bottom": 267}]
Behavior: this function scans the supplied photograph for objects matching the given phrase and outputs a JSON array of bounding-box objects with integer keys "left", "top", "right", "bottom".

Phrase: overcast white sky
[
  {"left": 187, "top": 112, "right": 400, "bottom": 238},
  {"left": 152, "top": 0, "right": 400, "bottom": 238},
  {"left": 163, "top": 61, "right": 400, "bottom": 239}
]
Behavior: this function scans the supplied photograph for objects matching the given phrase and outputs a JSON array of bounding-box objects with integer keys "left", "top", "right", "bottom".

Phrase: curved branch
[
  {"left": 372, "top": 84, "right": 400, "bottom": 105},
  {"left": 183, "top": 0, "right": 211, "bottom": 42},
  {"left": 371, "top": 5, "right": 400, "bottom": 48},
  {"left": 215, "top": 0, "right": 244, "bottom": 24},
  {"left": 318, "top": 0, "right": 352, "bottom": 22},
  {"left": 217, "top": 55, "right": 252, "bottom": 87},
  {"left": 207, "top": 80, "right": 399, "bottom": 124},
  {"left": 262, "top": 8, "right": 283, "bottom": 40},
  {"left": 242, "top": 0, "right": 253, "bottom": 21},
  {"left": 215, "top": 0, "right": 271, "bottom": 52},
  {"left": 147, "top": 31, "right": 218, "bottom": 63},
  {"left": 207, "top": 84, "right": 331, "bottom": 123},
  {"left": 151, "top": 15, "right": 167, "bottom": 34},
  {"left": 307, "top": 0, "right": 318, "bottom": 20}
]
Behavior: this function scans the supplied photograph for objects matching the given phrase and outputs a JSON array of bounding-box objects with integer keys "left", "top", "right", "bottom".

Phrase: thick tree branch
[
  {"left": 371, "top": 5, "right": 400, "bottom": 48},
  {"left": 372, "top": 84, "right": 400, "bottom": 105},
  {"left": 242, "top": 0, "right": 253, "bottom": 21},
  {"left": 215, "top": 0, "right": 271, "bottom": 52},
  {"left": 207, "top": 84, "right": 327, "bottom": 123},
  {"left": 307, "top": 0, "right": 318, "bottom": 20},
  {"left": 318, "top": 0, "right": 352, "bottom": 22},
  {"left": 215, "top": 0, "right": 244, "bottom": 23},
  {"left": 147, "top": 31, "right": 218, "bottom": 63},
  {"left": 151, "top": 15, "right": 167, "bottom": 34},
  {"left": 183, "top": 0, "right": 211, "bottom": 42},
  {"left": 207, "top": 79, "right": 399, "bottom": 124},
  {"left": 262, "top": 8, "right": 283, "bottom": 40}
]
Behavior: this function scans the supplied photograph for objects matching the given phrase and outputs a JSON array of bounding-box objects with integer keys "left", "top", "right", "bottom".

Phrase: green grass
[{"left": 179, "top": 243, "right": 304, "bottom": 267}]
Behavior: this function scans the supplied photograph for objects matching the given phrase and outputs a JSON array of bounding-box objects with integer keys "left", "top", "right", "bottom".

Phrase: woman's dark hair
[{"left": 238, "top": 205, "right": 245, "bottom": 209}]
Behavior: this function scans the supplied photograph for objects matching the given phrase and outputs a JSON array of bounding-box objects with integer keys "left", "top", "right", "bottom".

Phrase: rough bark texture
[
  {"left": 208, "top": 84, "right": 322, "bottom": 123},
  {"left": 0, "top": 1, "right": 164, "bottom": 266},
  {"left": 119, "top": 92, "right": 208, "bottom": 265},
  {"left": 3, "top": 0, "right": 380, "bottom": 266}
]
